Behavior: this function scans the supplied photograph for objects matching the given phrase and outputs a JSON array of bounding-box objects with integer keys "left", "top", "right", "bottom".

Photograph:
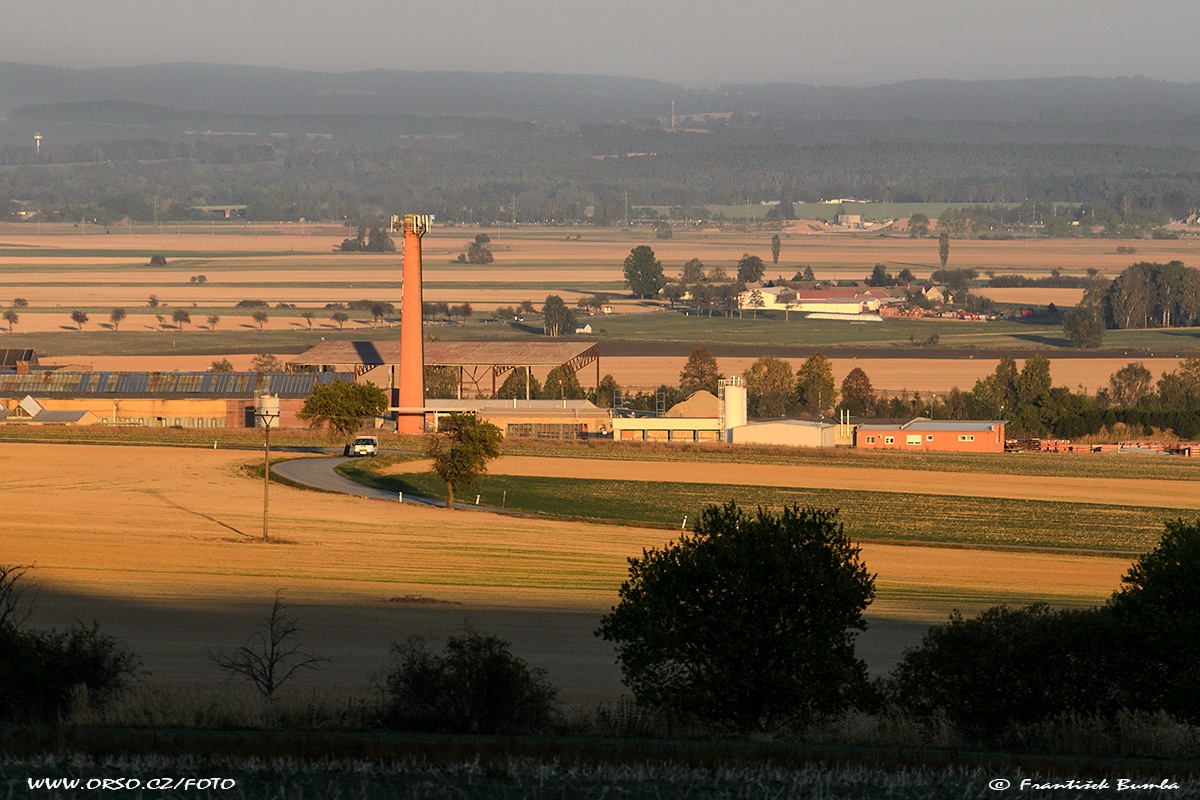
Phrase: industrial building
[
  {"left": 730, "top": 419, "right": 837, "bottom": 448},
  {"left": 426, "top": 398, "right": 611, "bottom": 439},
  {"left": 855, "top": 419, "right": 1006, "bottom": 453},
  {"left": 0, "top": 371, "right": 353, "bottom": 428},
  {"left": 611, "top": 379, "right": 749, "bottom": 443}
]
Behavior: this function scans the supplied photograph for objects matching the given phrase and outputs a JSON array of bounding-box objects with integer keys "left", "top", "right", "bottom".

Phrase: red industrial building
[{"left": 854, "top": 419, "right": 1006, "bottom": 453}]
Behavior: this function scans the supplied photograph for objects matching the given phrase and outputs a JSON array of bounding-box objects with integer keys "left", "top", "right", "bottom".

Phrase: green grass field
[{"left": 337, "top": 460, "right": 1172, "bottom": 553}]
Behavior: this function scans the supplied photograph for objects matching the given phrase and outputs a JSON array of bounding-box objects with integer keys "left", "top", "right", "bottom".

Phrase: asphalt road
[{"left": 272, "top": 455, "right": 439, "bottom": 505}]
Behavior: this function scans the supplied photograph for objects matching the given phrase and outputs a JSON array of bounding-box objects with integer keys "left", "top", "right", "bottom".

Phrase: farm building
[
  {"left": 855, "top": 419, "right": 1005, "bottom": 453},
  {"left": 0, "top": 371, "right": 354, "bottom": 428},
  {"left": 736, "top": 286, "right": 898, "bottom": 315},
  {"left": 729, "top": 419, "right": 836, "bottom": 448},
  {"left": 425, "top": 398, "right": 611, "bottom": 439}
]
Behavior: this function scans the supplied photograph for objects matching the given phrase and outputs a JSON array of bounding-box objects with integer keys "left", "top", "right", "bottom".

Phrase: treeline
[{"left": 633, "top": 348, "right": 1200, "bottom": 440}]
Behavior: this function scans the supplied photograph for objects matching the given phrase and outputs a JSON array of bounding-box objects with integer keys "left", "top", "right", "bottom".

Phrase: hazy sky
[{"left": 5, "top": 0, "right": 1198, "bottom": 87}]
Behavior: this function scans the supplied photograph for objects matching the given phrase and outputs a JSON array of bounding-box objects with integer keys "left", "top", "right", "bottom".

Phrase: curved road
[{"left": 273, "top": 456, "right": 440, "bottom": 506}]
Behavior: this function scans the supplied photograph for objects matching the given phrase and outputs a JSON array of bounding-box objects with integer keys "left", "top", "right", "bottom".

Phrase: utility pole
[{"left": 255, "top": 395, "right": 280, "bottom": 541}]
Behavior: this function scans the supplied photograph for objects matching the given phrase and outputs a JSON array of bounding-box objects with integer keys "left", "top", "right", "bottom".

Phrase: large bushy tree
[
  {"left": 736, "top": 253, "right": 765, "bottom": 283},
  {"left": 541, "top": 295, "right": 576, "bottom": 336},
  {"left": 678, "top": 347, "right": 721, "bottom": 395},
  {"left": 597, "top": 503, "right": 875, "bottom": 732},
  {"left": 1062, "top": 305, "right": 1105, "bottom": 348},
  {"left": 297, "top": 380, "right": 388, "bottom": 439},
  {"left": 426, "top": 413, "right": 502, "bottom": 509},
  {"left": 794, "top": 352, "right": 836, "bottom": 415},
  {"left": 743, "top": 356, "right": 793, "bottom": 418},
  {"left": 623, "top": 246, "right": 666, "bottom": 299}
]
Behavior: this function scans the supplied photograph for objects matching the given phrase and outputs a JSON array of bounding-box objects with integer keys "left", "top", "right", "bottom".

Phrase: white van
[{"left": 343, "top": 436, "right": 379, "bottom": 457}]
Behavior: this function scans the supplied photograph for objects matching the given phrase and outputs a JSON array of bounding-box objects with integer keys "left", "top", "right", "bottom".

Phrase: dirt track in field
[{"left": 0, "top": 442, "right": 1134, "bottom": 694}]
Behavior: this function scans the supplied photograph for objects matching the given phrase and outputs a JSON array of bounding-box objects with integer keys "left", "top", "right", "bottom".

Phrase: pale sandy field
[{"left": 0, "top": 442, "right": 1137, "bottom": 697}]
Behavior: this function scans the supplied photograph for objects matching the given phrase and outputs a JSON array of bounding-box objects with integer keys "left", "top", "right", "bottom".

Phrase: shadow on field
[
  {"left": 23, "top": 585, "right": 928, "bottom": 702},
  {"left": 141, "top": 489, "right": 253, "bottom": 538},
  {"left": 1011, "top": 332, "right": 1071, "bottom": 347}
]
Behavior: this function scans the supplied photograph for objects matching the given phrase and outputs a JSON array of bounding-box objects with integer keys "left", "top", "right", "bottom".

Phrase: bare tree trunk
[{"left": 446, "top": 482, "right": 456, "bottom": 510}]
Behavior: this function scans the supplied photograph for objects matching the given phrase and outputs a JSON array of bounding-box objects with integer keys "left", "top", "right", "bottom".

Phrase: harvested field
[
  {"left": 443, "top": 456, "right": 1200, "bottom": 511},
  {"left": 975, "top": 287, "right": 1085, "bottom": 306},
  {"left": 0, "top": 442, "right": 1134, "bottom": 698},
  {"left": 602, "top": 355, "right": 1191, "bottom": 393}
]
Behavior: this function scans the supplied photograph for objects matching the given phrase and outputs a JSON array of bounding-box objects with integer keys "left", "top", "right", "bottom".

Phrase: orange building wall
[
  {"left": 2, "top": 397, "right": 311, "bottom": 428},
  {"left": 855, "top": 425, "right": 1004, "bottom": 453}
]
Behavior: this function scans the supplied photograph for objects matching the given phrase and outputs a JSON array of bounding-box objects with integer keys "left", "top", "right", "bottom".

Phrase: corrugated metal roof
[
  {"left": 426, "top": 399, "right": 599, "bottom": 411},
  {"left": 0, "top": 371, "right": 352, "bottom": 398},
  {"left": 291, "top": 340, "right": 599, "bottom": 368},
  {"left": 905, "top": 420, "right": 1004, "bottom": 432},
  {"left": 857, "top": 419, "right": 1004, "bottom": 432}
]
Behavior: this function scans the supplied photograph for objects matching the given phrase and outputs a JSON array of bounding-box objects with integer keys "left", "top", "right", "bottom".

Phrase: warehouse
[
  {"left": 730, "top": 419, "right": 836, "bottom": 448},
  {"left": 0, "top": 371, "right": 353, "bottom": 428}
]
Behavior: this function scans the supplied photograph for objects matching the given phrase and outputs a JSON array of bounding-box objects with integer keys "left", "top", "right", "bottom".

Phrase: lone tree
[
  {"left": 623, "top": 245, "right": 666, "bottom": 299},
  {"left": 212, "top": 592, "right": 327, "bottom": 705},
  {"left": 426, "top": 412, "right": 502, "bottom": 510},
  {"left": 3, "top": 309, "right": 18, "bottom": 333},
  {"left": 331, "top": 310, "right": 350, "bottom": 330},
  {"left": 771, "top": 234, "right": 782, "bottom": 266},
  {"left": 938, "top": 231, "right": 950, "bottom": 270},
  {"left": 109, "top": 307, "right": 127, "bottom": 331},
  {"left": 736, "top": 253, "right": 766, "bottom": 283},
  {"left": 300, "top": 309, "right": 315, "bottom": 329},
  {"left": 678, "top": 346, "right": 721, "bottom": 395},
  {"left": 597, "top": 503, "right": 876, "bottom": 732},
  {"left": 207, "top": 314, "right": 220, "bottom": 332},
  {"left": 70, "top": 310, "right": 88, "bottom": 331},
  {"left": 297, "top": 380, "right": 387, "bottom": 439},
  {"left": 251, "top": 310, "right": 269, "bottom": 331},
  {"left": 171, "top": 308, "right": 191, "bottom": 331}
]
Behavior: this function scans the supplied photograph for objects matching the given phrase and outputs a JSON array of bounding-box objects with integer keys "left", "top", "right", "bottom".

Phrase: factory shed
[
  {"left": 0, "top": 371, "right": 354, "bottom": 428},
  {"left": 290, "top": 340, "right": 601, "bottom": 399},
  {"left": 611, "top": 380, "right": 748, "bottom": 443},
  {"left": 426, "top": 398, "right": 611, "bottom": 439},
  {"left": 855, "top": 418, "right": 1005, "bottom": 453},
  {"left": 730, "top": 419, "right": 836, "bottom": 448},
  {"left": 0, "top": 396, "right": 97, "bottom": 425}
]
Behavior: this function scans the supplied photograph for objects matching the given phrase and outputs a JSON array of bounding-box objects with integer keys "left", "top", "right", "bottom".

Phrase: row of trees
[{"left": 674, "top": 345, "right": 1200, "bottom": 440}]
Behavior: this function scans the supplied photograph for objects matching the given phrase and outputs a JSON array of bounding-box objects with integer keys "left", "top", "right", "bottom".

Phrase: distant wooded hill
[{"left": 4, "top": 62, "right": 1200, "bottom": 123}]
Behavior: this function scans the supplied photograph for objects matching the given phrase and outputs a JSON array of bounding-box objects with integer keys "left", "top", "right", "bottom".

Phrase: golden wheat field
[{"left": 0, "top": 441, "right": 1139, "bottom": 701}]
